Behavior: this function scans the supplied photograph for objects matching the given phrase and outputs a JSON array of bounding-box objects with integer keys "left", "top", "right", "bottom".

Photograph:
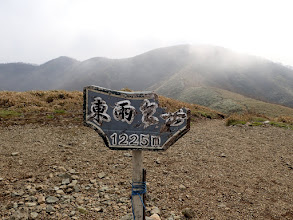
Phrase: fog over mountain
[{"left": 1, "top": 44, "right": 293, "bottom": 109}]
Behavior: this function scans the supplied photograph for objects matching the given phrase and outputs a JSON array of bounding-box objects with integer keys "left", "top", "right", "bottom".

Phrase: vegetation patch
[
  {"left": 226, "top": 113, "right": 293, "bottom": 130},
  {"left": 269, "top": 121, "right": 293, "bottom": 130},
  {"left": 54, "top": 109, "right": 66, "bottom": 114},
  {"left": 0, "top": 110, "right": 21, "bottom": 118},
  {"left": 251, "top": 122, "right": 264, "bottom": 126},
  {"left": 226, "top": 119, "right": 246, "bottom": 126}
]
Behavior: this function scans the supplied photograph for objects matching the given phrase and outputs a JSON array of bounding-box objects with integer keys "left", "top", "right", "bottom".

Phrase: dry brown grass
[
  {"left": 0, "top": 90, "right": 83, "bottom": 126},
  {"left": 0, "top": 90, "right": 224, "bottom": 126},
  {"left": 0, "top": 90, "right": 82, "bottom": 113},
  {"left": 276, "top": 116, "right": 293, "bottom": 125}
]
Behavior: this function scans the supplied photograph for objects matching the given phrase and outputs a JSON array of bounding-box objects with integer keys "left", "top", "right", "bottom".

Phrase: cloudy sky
[{"left": 1, "top": 0, "right": 293, "bottom": 65}]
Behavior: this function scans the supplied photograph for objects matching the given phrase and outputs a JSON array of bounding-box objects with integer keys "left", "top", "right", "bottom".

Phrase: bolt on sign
[{"left": 83, "top": 85, "right": 190, "bottom": 151}]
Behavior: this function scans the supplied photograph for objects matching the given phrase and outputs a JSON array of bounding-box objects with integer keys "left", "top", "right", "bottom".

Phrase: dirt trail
[{"left": 0, "top": 120, "right": 292, "bottom": 219}]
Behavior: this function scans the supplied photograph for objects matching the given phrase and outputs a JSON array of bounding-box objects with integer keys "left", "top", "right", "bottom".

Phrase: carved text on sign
[
  {"left": 140, "top": 99, "right": 159, "bottom": 128},
  {"left": 110, "top": 133, "right": 161, "bottom": 147},
  {"left": 88, "top": 96, "right": 186, "bottom": 127},
  {"left": 113, "top": 100, "right": 136, "bottom": 124},
  {"left": 87, "top": 97, "right": 111, "bottom": 126}
]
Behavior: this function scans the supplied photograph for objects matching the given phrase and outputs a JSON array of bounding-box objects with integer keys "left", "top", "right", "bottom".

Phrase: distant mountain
[
  {"left": 0, "top": 56, "right": 79, "bottom": 91},
  {"left": 1, "top": 45, "right": 293, "bottom": 112}
]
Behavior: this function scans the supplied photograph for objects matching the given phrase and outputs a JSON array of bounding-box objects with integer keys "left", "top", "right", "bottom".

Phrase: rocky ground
[{"left": 0, "top": 120, "right": 293, "bottom": 219}]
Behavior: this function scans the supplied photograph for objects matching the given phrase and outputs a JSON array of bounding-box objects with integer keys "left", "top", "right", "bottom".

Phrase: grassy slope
[
  {"left": 156, "top": 78, "right": 293, "bottom": 118},
  {"left": 0, "top": 90, "right": 224, "bottom": 126}
]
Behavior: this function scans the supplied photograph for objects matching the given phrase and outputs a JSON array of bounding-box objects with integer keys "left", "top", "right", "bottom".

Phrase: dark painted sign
[{"left": 83, "top": 86, "right": 190, "bottom": 151}]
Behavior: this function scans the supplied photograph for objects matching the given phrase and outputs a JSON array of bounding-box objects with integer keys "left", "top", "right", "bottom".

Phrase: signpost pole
[{"left": 132, "top": 150, "right": 144, "bottom": 220}]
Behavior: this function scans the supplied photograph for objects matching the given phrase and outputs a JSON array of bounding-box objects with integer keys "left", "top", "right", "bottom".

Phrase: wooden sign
[{"left": 83, "top": 85, "right": 190, "bottom": 151}]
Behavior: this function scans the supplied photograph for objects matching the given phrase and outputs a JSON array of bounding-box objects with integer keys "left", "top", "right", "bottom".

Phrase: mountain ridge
[{"left": 1, "top": 44, "right": 293, "bottom": 113}]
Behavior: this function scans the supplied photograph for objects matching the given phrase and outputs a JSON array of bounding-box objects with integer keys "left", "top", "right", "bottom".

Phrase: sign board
[{"left": 83, "top": 86, "right": 190, "bottom": 151}]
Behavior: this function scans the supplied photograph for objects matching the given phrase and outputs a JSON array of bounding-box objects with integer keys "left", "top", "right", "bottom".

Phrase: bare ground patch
[{"left": 0, "top": 120, "right": 292, "bottom": 219}]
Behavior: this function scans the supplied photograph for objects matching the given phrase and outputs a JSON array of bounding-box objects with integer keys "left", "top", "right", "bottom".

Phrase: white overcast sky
[{"left": 1, "top": 0, "right": 293, "bottom": 65}]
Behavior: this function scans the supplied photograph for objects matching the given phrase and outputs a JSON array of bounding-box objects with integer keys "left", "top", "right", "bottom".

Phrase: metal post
[
  {"left": 132, "top": 150, "right": 144, "bottom": 220},
  {"left": 143, "top": 169, "right": 146, "bottom": 220}
]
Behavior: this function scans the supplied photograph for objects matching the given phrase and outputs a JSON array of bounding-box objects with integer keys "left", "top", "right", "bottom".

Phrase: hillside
[
  {"left": 157, "top": 85, "right": 293, "bottom": 117},
  {"left": 1, "top": 44, "right": 293, "bottom": 111}
]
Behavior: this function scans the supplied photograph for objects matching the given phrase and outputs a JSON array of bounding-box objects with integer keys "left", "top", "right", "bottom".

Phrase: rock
[
  {"left": 56, "top": 190, "right": 64, "bottom": 194},
  {"left": 6, "top": 202, "right": 14, "bottom": 209},
  {"left": 73, "top": 185, "right": 80, "bottom": 192},
  {"left": 35, "top": 185, "right": 44, "bottom": 190},
  {"left": 62, "top": 178, "right": 70, "bottom": 185},
  {"left": 66, "top": 188, "right": 73, "bottom": 193},
  {"left": 25, "top": 202, "right": 37, "bottom": 207},
  {"left": 93, "top": 207, "right": 103, "bottom": 212},
  {"left": 264, "top": 120, "right": 270, "bottom": 124},
  {"left": 179, "top": 184, "right": 186, "bottom": 190},
  {"left": 76, "top": 197, "right": 84, "bottom": 205},
  {"left": 27, "top": 188, "right": 37, "bottom": 195},
  {"left": 71, "top": 175, "right": 79, "bottom": 180},
  {"left": 26, "top": 185, "right": 32, "bottom": 190},
  {"left": 46, "top": 205, "right": 55, "bottom": 213},
  {"left": 68, "top": 180, "right": 78, "bottom": 187},
  {"left": 30, "top": 212, "right": 38, "bottom": 219},
  {"left": 58, "top": 166, "right": 67, "bottom": 172},
  {"left": 150, "top": 214, "right": 161, "bottom": 220},
  {"left": 11, "top": 190, "right": 24, "bottom": 197},
  {"left": 69, "top": 211, "right": 76, "bottom": 216},
  {"left": 151, "top": 207, "right": 161, "bottom": 215},
  {"left": 11, "top": 210, "right": 29, "bottom": 220},
  {"left": 13, "top": 202, "right": 18, "bottom": 209},
  {"left": 218, "top": 203, "right": 228, "bottom": 209},
  {"left": 46, "top": 196, "right": 59, "bottom": 204},
  {"left": 119, "top": 197, "right": 129, "bottom": 203},
  {"left": 123, "top": 153, "right": 132, "bottom": 157},
  {"left": 59, "top": 173, "right": 72, "bottom": 180},
  {"left": 11, "top": 152, "right": 20, "bottom": 156},
  {"left": 68, "top": 169, "right": 76, "bottom": 174},
  {"left": 182, "top": 208, "right": 195, "bottom": 218},
  {"left": 90, "top": 179, "right": 97, "bottom": 184},
  {"left": 77, "top": 206, "right": 87, "bottom": 214},
  {"left": 0, "top": 177, "right": 3, "bottom": 181},
  {"left": 155, "top": 158, "right": 161, "bottom": 164},
  {"left": 220, "top": 153, "right": 226, "bottom": 157},
  {"left": 120, "top": 213, "right": 133, "bottom": 220},
  {"left": 99, "top": 186, "right": 109, "bottom": 192},
  {"left": 98, "top": 172, "right": 106, "bottom": 179}
]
